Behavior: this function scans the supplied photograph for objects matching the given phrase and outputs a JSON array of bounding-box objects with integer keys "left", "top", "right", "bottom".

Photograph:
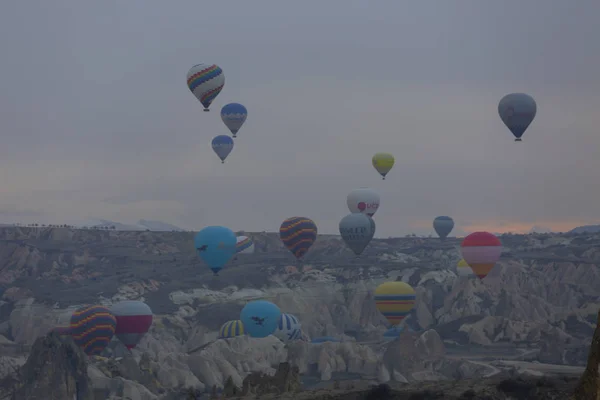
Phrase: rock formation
[
  {"left": 572, "top": 308, "right": 600, "bottom": 399},
  {"left": 241, "top": 362, "right": 301, "bottom": 396}
]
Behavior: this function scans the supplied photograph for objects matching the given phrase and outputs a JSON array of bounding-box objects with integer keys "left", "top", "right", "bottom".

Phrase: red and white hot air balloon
[
  {"left": 347, "top": 188, "right": 380, "bottom": 217},
  {"left": 460, "top": 231, "right": 502, "bottom": 280},
  {"left": 110, "top": 301, "right": 153, "bottom": 350}
]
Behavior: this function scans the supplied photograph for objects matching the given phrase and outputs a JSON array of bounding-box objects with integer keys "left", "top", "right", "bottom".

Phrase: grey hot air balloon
[
  {"left": 433, "top": 216, "right": 454, "bottom": 240},
  {"left": 498, "top": 93, "right": 537, "bottom": 141},
  {"left": 339, "top": 213, "right": 376, "bottom": 255}
]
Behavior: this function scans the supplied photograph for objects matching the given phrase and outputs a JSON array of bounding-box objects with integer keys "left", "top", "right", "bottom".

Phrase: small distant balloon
[
  {"left": 372, "top": 153, "right": 395, "bottom": 180},
  {"left": 211, "top": 135, "right": 234, "bottom": 163},
  {"left": 186, "top": 63, "right": 225, "bottom": 111},
  {"left": 273, "top": 313, "right": 302, "bottom": 343},
  {"left": 279, "top": 217, "right": 318, "bottom": 260},
  {"left": 374, "top": 281, "right": 416, "bottom": 327},
  {"left": 347, "top": 188, "right": 380, "bottom": 217},
  {"left": 339, "top": 213, "right": 376, "bottom": 256},
  {"left": 194, "top": 226, "right": 237, "bottom": 275},
  {"left": 433, "top": 216, "right": 454, "bottom": 240},
  {"left": 235, "top": 235, "right": 255, "bottom": 254},
  {"left": 460, "top": 231, "right": 502, "bottom": 280},
  {"left": 219, "top": 320, "right": 245, "bottom": 339},
  {"left": 221, "top": 103, "right": 248, "bottom": 138},
  {"left": 498, "top": 93, "right": 537, "bottom": 141},
  {"left": 240, "top": 300, "right": 281, "bottom": 338}
]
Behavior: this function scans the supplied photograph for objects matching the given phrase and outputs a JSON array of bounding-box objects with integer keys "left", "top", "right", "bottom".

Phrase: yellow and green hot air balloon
[
  {"left": 372, "top": 153, "right": 395, "bottom": 180},
  {"left": 457, "top": 258, "right": 474, "bottom": 277},
  {"left": 219, "top": 320, "right": 245, "bottom": 339},
  {"left": 374, "top": 281, "right": 416, "bottom": 326}
]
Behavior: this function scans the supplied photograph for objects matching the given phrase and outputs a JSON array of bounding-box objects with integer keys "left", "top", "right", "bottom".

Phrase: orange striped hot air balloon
[
  {"left": 374, "top": 281, "right": 416, "bottom": 326},
  {"left": 460, "top": 231, "right": 502, "bottom": 280},
  {"left": 69, "top": 305, "right": 116, "bottom": 356}
]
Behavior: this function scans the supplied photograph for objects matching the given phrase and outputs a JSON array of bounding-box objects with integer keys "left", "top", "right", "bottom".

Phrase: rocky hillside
[{"left": 0, "top": 227, "right": 599, "bottom": 398}]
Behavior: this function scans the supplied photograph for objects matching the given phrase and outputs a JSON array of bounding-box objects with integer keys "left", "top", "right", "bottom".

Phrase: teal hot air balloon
[
  {"left": 240, "top": 300, "right": 281, "bottom": 338},
  {"left": 339, "top": 213, "right": 376, "bottom": 255},
  {"left": 433, "top": 216, "right": 454, "bottom": 240},
  {"left": 194, "top": 226, "right": 237, "bottom": 275},
  {"left": 498, "top": 93, "right": 537, "bottom": 141}
]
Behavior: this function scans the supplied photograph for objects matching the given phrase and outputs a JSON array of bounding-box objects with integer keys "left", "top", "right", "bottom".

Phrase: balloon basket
[
  {"left": 514, "top": 138, "right": 522, "bottom": 142},
  {"left": 221, "top": 160, "right": 225, "bottom": 164},
  {"left": 203, "top": 108, "right": 210, "bottom": 112}
]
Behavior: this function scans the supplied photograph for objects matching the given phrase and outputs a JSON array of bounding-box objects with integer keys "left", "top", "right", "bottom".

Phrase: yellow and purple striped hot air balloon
[
  {"left": 374, "top": 281, "right": 416, "bottom": 327},
  {"left": 279, "top": 217, "right": 317, "bottom": 260},
  {"left": 69, "top": 305, "right": 117, "bottom": 356},
  {"left": 219, "top": 320, "right": 245, "bottom": 339}
]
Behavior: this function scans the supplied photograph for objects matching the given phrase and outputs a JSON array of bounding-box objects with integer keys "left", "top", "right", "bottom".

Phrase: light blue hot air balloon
[
  {"left": 240, "top": 300, "right": 281, "bottom": 338},
  {"left": 194, "top": 226, "right": 237, "bottom": 275},
  {"left": 221, "top": 103, "right": 248, "bottom": 138},
  {"left": 498, "top": 93, "right": 537, "bottom": 141},
  {"left": 211, "top": 135, "right": 234, "bottom": 163},
  {"left": 433, "top": 216, "right": 454, "bottom": 240}
]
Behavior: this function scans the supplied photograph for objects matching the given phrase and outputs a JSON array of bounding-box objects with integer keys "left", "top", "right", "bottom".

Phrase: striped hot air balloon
[
  {"left": 273, "top": 313, "right": 302, "bottom": 343},
  {"left": 279, "top": 217, "right": 318, "bottom": 260},
  {"left": 235, "top": 236, "right": 255, "bottom": 254},
  {"left": 374, "top": 281, "right": 416, "bottom": 327},
  {"left": 460, "top": 231, "right": 502, "bottom": 280},
  {"left": 110, "top": 301, "right": 153, "bottom": 350},
  {"left": 69, "top": 305, "right": 116, "bottom": 356},
  {"left": 186, "top": 63, "right": 225, "bottom": 111},
  {"left": 219, "top": 320, "right": 245, "bottom": 339}
]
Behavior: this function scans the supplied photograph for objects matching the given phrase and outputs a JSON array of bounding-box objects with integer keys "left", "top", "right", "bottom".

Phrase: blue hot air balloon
[
  {"left": 194, "top": 226, "right": 237, "bottom": 275},
  {"left": 221, "top": 103, "right": 248, "bottom": 138},
  {"left": 240, "top": 300, "right": 281, "bottom": 338},
  {"left": 211, "top": 135, "right": 234, "bottom": 163},
  {"left": 433, "top": 216, "right": 454, "bottom": 240},
  {"left": 498, "top": 93, "right": 537, "bottom": 141}
]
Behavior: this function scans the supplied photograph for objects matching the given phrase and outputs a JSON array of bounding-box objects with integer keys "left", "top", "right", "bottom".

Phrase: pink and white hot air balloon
[
  {"left": 110, "top": 301, "right": 153, "bottom": 350},
  {"left": 346, "top": 188, "right": 380, "bottom": 217}
]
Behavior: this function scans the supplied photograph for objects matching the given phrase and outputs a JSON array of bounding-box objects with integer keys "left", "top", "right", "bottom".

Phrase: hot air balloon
[
  {"left": 383, "top": 326, "right": 404, "bottom": 342},
  {"left": 498, "top": 93, "right": 537, "bottom": 141},
  {"left": 240, "top": 300, "right": 281, "bottom": 338},
  {"left": 221, "top": 103, "right": 248, "bottom": 138},
  {"left": 456, "top": 258, "right": 474, "bottom": 277},
  {"left": 339, "top": 213, "right": 376, "bottom": 256},
  {"left": 110, "top": 301, "right": 153, "bottom": 350},
  {"left": 273, "top": 313, "right": 302, "bottom": 343},
  {"left": 347, "top": 188, "right": 380, "bottom": 217},
  {"left": 235, "top": 235, "right": 255, "bottom": 254},
  {"left": 460, "top": 232, "right": 502, "bottom": 279},
  {"left": 211, "top": 135, "right": 234, "bottom": 163},
  {"left": 186, "top": 63, "right": 225, "bottom": 111},
  {"left": 372, "top": 153, "right": 395, "bottom": 180},
  {"left": 433, "top": 216, "right": 454, "bottom": 240},
  {"left": 219, "top": 320, "right": 245, "bottom": 339},
  {"left": 69, "top": 305, "right": 116, "bottom": 356},
  {"left": 279, "top": 217, "right": 318, "bottom": 260},
  {"left": 374, "top": 281, "right": 416, "bottom": 327},
  {"left": 194, "top": 226, "right": 237, "bottom": 275}
]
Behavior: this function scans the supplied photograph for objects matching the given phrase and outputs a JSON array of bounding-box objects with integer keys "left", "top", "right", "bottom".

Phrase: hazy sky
[{"left": 0, "top": 1, "right": 599, "bottom": 237}]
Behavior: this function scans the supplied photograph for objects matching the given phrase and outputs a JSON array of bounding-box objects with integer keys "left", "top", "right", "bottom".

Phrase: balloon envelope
[
  {"left": 339, "top": 213, "right": 376, "bottom": 256},
  {"left": 374, "top": 282, "right": 416, "bottom": 326},
  {"left": 194, "top": 226, "right": 237, "bottom": 274},
  {"left": 235, "top": 236, "right": 255, "bottom": 254},
  {"left": 211, "top": 135, "right": 234, "bottom": 163},
  {"left": 498, "top": 93, "right": 537, "bottom": 141},
  {"left": 347, "top": 188, "right": 380, "bottom": 217},
  {"left": 70, "top": 305, "right": 116, "bottom": 356},
  {"left": 219, "top": 320, "right": 245, "bottom": 338},
  {"left": 433, "top": 216, "right": 454, "bottom": 240},
  {"left": 186, "top": 63, "right": 225, "bottom": 111},
  {"left": 460, "top": 232, "right": 502, "bottom": 279},
  {"left": 457, "top": 258, "right": 474, "bottom": 277},
  {"left": 273, "top": 313, "right": 302, "bottom": 342},
  {"left": 220, "top": 103, "right": 248, "bottom": 137},
  {"left": 279, "top": 217, "right": 318, "bottom": 259},
  {"left": 240, "top": 300, "right": 281, "bottom": 338},
  {"left": 110, "top": 301, "right": 153, "bottom": 350},
  {"left": 372, "top": 153, "right": 395, "bottom": 179}
]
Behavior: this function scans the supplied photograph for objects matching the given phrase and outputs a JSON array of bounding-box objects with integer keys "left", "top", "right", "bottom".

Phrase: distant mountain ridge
[
  {"left": 84, "top": 218, "right": 184, "bottom": 231},
  {"left": 569, "top": 224, "right": 600, "bottom": 234}
]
